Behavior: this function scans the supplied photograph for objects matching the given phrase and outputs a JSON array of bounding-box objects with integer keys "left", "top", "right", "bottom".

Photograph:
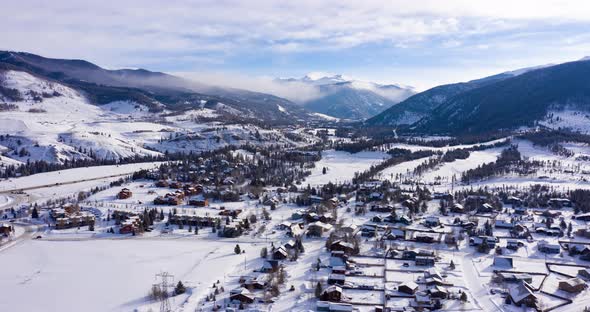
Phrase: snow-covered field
[
  {"left": 0, "top": 239, "right": 260, "bottom": 312},
  {"left": 304, "top": 150, "right": 387, "bottom": 185}
]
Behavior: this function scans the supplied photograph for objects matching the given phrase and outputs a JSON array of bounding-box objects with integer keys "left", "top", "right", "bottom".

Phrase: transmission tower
[{"left": 156, "top": 271, "right": 174, "bottom": 312}]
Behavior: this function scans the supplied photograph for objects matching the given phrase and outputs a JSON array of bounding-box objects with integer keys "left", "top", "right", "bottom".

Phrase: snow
[
  {"left": 0, "top": 239, "right": 260, "bottom": 312},
  {"left": 0, "top": 162, "right": 166, "bottom": 192},
  {"left": 304, "top": 150, "right": 388, "bottom": 186}
]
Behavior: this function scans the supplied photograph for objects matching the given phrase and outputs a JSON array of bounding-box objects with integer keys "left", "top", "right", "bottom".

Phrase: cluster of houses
[
  {"left": 50, "top": 204, "right": 95, "bottom": 229},
  {"left": 111, "top": 210, "right": 143, "bottom": 234}
]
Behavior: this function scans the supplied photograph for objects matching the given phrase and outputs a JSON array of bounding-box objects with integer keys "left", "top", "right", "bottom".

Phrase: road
[{"left": 0, "top": 172, "right": 135, "bottom": 194}]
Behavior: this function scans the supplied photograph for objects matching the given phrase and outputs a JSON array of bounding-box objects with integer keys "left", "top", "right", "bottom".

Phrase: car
[
  {"left": 402, "top": 263, "right": 409, "bottom": 267},
  {"left": 34, "top": 235, "right": 42, "bottom": 239}
]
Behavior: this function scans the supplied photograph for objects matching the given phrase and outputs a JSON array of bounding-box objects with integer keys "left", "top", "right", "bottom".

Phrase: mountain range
[
  {"left": 366, "top": 59, "right": 590, "bottom": 135},
  {"left": 278, "top": 73, "right": 415, "bottom": 120},
  {"left": 0, "top": 51, "right": 316, "bottom": 124}
]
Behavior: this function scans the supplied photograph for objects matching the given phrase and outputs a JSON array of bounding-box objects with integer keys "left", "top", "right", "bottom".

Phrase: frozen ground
[
  {"left": 304, "top": 150, "right": 387, "bottom": 186},
  {"left": 0, "top": 238, "right": 260, "bottom": 312}
]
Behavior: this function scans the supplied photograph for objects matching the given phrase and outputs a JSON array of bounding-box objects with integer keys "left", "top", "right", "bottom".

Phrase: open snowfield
[
  {"left": 304, "top": 150, "right": 387, "bottom": 185},
  {"left": 0, "top": 238, "right": 261, "bottom": 312},
  {"left": 0, "top": 162, "right": 167, "bottom": 192}
]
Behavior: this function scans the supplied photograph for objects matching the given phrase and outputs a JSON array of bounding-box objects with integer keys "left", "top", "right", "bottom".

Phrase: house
[
  {"left": 229, "top": 288, "right": 255, "bottom": 303},
  {"left": 415, "top": 256, "right": 435, "bottom": 266},
  {"left": 307, "top": 221, "right": 333, "bottom": 237},
  {"left": 320, "top": 285, "right": 343, "bottom": 302},
  {"left": 398, "top": 281, "right": 419, "bottom": 294},
  {"left": 260, "top": 260, "right": 279, "bottom": 273},
  {"left": 424, "top": 216, "right": 440, "bottom": 227},
  {"left": 497, "top": 273, "right": 533, "bottom": 284},
  {"left": 493, "top": 256, "right": 514, "bottom": 268},
  {"left": 316, "top": 301, "right": 353, "bottom": 312},
  {"left": 579, "top": 268, "right": 590, "bottom": 280},
  {"left": 117, "top": 188, "right": 133, "bottom": 199},
  {"left": 428, "top": 285, "right": 448, "bottom": 299},
  {"left": 328, "top": 273, "right": 346, "bottom": 285},
  {"left": 188, "top": 197, "right": 208, "bottom": 207},
  {"left": 470, "top": 236, "right": 497, "bottom": 248},
  {"left": 241, "top": 276, "right": 266, "bottom": 290},
  {"left": 549, "top": 198, "right": 572, "bottom": 208},
  {"left": 0, "top": 224, "right": 12, "bottom": 236},
  {"left": 330, "top": 241, "right": 355, "bottom": 255},
  {"left": 415, "top": 233, "right": 436, "bottom": 243},
  {"left": 507, "top": 282, "right": 538, "bottom": 308},
  {"left": 450, "top": 203, "right": 465, "bottom": 213},
  {"left": 506, "top": 240, "right": 522, "bottom": 250},
  {"left": 575, "top": 213, "right": 590, "bottom": 222},
  {"left": 477, "top": 203, "right": 495, "bottom": 214},
  {"left": 495, "top": 218, "right": 514, "bottom": 229},
  {"left": 506, "top": 196, "right": 523, "bottom": 207},
  {"left": 538, "top": 241, "right": 561, "bottom": 254},
  {"left": 424, "top": 268, "right": 443, "bottom": 280},
  {"left": 273, "top": 246, "right": 288, "bottom": 260},
  {"left": 558, "top": 278, "right": 587, "bottom": 293}
]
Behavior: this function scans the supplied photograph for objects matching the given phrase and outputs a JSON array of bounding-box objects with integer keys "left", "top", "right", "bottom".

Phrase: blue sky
[{"left": 2, "top": 0, "right": 590, "bottom": 92}]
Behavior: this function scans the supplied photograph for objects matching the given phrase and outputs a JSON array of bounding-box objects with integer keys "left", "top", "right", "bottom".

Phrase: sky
[{"left": 2, "top": 0, "right": 590, "bottom": 92}]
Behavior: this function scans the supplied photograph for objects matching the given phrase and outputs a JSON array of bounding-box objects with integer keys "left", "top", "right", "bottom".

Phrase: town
[{"left": 4, "top": 126, "right": 590, "bottom": 312}]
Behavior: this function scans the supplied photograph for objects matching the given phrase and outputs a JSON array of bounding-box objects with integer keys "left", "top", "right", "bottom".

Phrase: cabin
[
  {"left": 415, "top": 233, "right": 436, "bottom": 243},
  {"left": 549, "top": 198, "right": 572, "bottom": 208},
  {"left": 229, "top": 288, "right": 255, "bottom": 303},
  {"left": 470, "top": 236, "right": 497, "bottom": 248},
  {"left": 316, "top": 301, "right": 353, "bottom": 312},
  {"left": 320, "top": 285, "right": 343, "bottom": 302},
  {"left": 538, "top": 241, "right": 561, "bottom": 254},
  {"left": 117, "top": 188, "right": 133, "bottom": 199},
  {"left": 477, "top": 203, "right": 495, "bottom": 214},
  {"left": 307, "top": 221, "right": 333, "bottom": 237},
  {"left": 493, "top": 256, "right": 514, "bottom": 268},
  {"left": 428, "top": 285, "right": 448, "bottom": 299},
  {"left": 507, "top": 282, "right": 537, "bottom": 308},
  {"left": 415, "top": 256, "right": 435, "bottom": 266},
  {"left": 496, "top": 273, "right": 533, "bottom": 284},
  {"left": 188, "top": 197, "right": 209, "bottom": 207},
  {"left": 272, "top": 246, "right": 288, "bottom": 260},
  {"left": 558, "top": 278, "right": 587, "bottom": 293},
  {"left": 0, "top": 223, "right": 13, "bottom": 236},
  {"left": 328, "top": 273, "right": 346, "bottom": 285},
  {"left": 495, "top": 218, "right": 514, "bottom": 229},
  {"left": 506, "top": 240, "right": 522, "bottom": 250},
  {"left": 398, "top": 281, "right": 419, "bottom": 295},
  {"left": 450, "top": 203, "right": 465, "bottom": 213},
  {"left": 330, "top": 241, "right": 355, "bottom": 255},
  {"left": 424, "top": 216, "right": 440, "bottom": 227},
  {"left": 578, "top": 268, "right": 590, "bottom": 280}
]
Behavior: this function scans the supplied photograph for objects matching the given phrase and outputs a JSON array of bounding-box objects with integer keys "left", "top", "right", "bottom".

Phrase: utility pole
[{"left": 156, "top": 271, "right": 174, "bottom": 312}]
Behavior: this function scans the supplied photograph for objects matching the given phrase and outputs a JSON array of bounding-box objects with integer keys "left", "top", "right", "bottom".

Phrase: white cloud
[{"left": 176, "top": 71, "right": 323, "bottom": 103}]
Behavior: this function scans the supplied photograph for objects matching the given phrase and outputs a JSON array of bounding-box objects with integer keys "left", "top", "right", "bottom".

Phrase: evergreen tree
[
  {"left": 314, "top": 282, "right": 323, "bottom": 298},
  {"left": 174, "top": 281, "right": 186, "bottom": 295},
  {"left": 234, "top": 244, "right": 241, "bottom": 254},
  {"left": 31, "top": 207, "right": 39, "bottom": 219}
]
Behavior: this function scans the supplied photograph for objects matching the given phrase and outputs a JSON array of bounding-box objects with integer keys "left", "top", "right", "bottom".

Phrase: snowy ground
[
  {"left": 304, "top": 150, "right": 387, "bottom": 186},
  {"left": 0, "top": 238, "right": 262, "bottom": 312}
]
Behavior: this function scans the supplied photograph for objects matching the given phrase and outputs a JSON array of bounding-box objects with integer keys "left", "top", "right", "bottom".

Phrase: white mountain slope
[
  {"left": 278, "top": 73, "right": 415, "bottom": 120},
  {"left": 0, "top": 70, "right": 308, "bottom": 165}
]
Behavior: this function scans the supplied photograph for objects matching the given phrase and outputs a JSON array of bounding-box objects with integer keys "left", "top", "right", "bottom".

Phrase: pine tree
[
  {"left": 31, "top": 207, "right": 39, "bottom": 219},
  {"left": 174, "top": 281, "right": 186, "bottom": 295},
  {"left": 314, "top": 282, "right": 323, "bottom": 298},
  {"left": 234, "top": 244, "right": 241, "bottom": 254}
]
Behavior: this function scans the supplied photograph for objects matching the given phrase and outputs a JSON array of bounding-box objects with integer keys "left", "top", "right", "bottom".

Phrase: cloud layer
[{"left": 2, "top": 1, "right": 590, "bottom": 89}]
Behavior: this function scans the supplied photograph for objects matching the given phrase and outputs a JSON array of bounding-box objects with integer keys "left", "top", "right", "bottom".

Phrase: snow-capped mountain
[
  {"left": 278, "top": 73, "right": 415, "bottom": 120},
  {"left": 367, "top": 57, "right": 590, "bottom": 135},
  {"left": 0, "top": 51, "right": 318, "bottom": 124},
  {"left": 0, "top": 52, "right": 324, "bottom": 166}
]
